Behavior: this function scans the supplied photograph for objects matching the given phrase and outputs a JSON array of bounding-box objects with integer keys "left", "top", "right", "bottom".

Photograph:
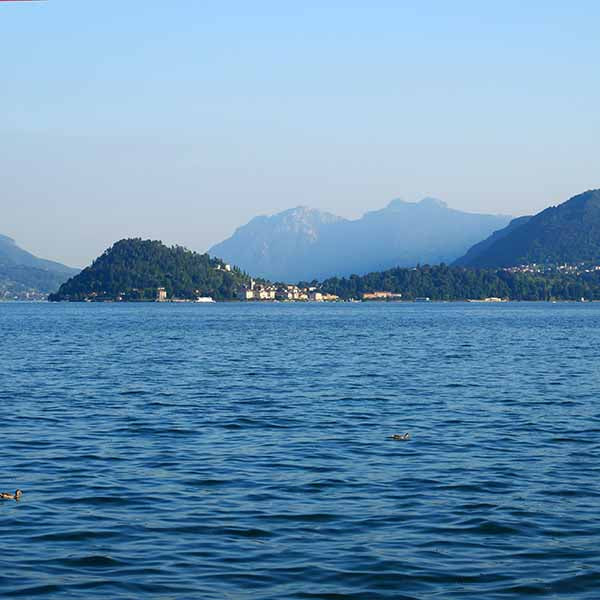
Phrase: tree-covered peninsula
[
  {"left": 318, "top": 263, "right": 600, "bottom": 301},
  {"left": 48, "top": 239, "right": 251, "bottom": 301}
]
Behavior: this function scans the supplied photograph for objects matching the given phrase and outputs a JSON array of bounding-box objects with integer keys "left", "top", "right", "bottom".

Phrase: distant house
[
  {"left": 467, "top": 297, "right": 507, "bottom": 303},
  {"left": 238, "top": 287, "right": 255, "bottom": 300},
  {"left": 362, "top": 291, "right": 401, "bottom": 301},
  {"left": 156, "top": 287, "right": 167, "bottom": 302},
  {"left": 256, "top": 287, "right": 276, "bottom": 300}
]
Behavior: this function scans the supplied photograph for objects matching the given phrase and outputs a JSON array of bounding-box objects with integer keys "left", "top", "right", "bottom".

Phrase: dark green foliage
[
  {"left": 457, "top": 190, "right": 600, "bottom": 267},
  {"left": 319, "top": 263, "right": 600, "bottom": 301},
  {"left": 48, "top": 239, "right": 250, "bottom": 301}
]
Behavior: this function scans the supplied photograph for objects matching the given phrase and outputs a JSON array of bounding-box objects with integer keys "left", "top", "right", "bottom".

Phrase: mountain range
[
  {"left": 0, "top": 234, "right": 78, "bottom": 299},
  {"left": 8, "top": 188, "right": 600, "bottom": 301},
  {"left": 455, "top": 189, "right": 600, "bottom": 267},
  {"left": 210, "top": 198, "right": 512, "bottom": 282}
]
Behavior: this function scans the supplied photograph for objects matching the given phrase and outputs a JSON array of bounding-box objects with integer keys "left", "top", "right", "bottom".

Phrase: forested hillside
[
  {"left": 49, "top": 239, "right": 250, "bottom": 301},
  {"left": 456, "top": 190, "right": 600, "bottom": 267}
]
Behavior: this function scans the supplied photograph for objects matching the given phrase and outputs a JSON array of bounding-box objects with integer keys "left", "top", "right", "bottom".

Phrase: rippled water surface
[{"left": 2, "top": 302, "right": 600, "bottom": 599}]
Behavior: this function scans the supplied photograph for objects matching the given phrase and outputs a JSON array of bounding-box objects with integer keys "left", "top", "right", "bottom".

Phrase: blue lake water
[{"left": 1, "top": 302, "right": 600, "bottom": 599}]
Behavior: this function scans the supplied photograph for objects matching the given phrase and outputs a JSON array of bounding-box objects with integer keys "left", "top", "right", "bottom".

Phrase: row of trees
[{"left": 318, "top": 264, "right": 600, "bottom": 301}]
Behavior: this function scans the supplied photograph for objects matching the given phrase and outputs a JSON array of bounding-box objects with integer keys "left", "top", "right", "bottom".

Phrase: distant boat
[
  {"left": 195, "top": 297, "right": 216, "bottom": 303},
  {"left": 414, "top": 297, "right": 431, "bottom": 303}
]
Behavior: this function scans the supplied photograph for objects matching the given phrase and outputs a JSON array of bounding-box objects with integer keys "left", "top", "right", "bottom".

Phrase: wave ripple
[{"left": 2, "top": 302, "right": 600, "bottom": 599}]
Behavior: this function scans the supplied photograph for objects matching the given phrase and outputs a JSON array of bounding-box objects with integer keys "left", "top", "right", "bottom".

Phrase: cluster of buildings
[
  {"left": 506, "top": 263, "right": 600, "bottom": 274},
  {"left": 0, "top": 288, "right": 47, "bottom": 302},
  {"left": 238, "top": 280, "right": 339, "bottom": 302}
]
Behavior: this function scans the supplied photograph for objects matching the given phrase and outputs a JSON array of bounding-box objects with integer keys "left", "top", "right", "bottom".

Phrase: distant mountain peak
[
  {"left": 277, "top": 205, "right": 344, "bottom": 223},
  {"left": 385, "top": 197, "right": 448, "bottom": 211},
  {"left": 386, "top": 198, "right": 409, "bottom": 209},
  {"left": 248, "top": 205, "right": 344, "bottom": 225},
  {"left": 419, "top": 197, "right": 448, "bottom": 209}
]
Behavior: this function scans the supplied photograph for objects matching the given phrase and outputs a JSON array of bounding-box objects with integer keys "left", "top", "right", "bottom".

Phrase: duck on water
[{"left": 0, "top": 489, "right": 23, "bottom": 500}]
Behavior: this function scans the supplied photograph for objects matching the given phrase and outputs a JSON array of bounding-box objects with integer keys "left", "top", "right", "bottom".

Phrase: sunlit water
[{"left": 2, "top": 302, "right": 600, "bottom": 599}]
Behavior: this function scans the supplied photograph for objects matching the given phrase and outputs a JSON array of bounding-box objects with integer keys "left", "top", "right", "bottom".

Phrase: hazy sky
[{"left": 1, "top": 1, "right": 599, "bottom": 267}]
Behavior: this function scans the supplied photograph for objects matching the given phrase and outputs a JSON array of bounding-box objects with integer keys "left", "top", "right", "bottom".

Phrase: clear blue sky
[{"left": 1, "top": 1, "right": 599, "bottom": 266}]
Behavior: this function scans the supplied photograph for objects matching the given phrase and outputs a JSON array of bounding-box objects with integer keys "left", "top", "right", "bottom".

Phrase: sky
[{"left": 1, "top": 1, "right": 599, "bottom": 267}]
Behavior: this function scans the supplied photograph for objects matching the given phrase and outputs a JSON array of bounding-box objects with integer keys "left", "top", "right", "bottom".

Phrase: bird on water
[
  {"left": 0, "top": 489, "right": 23, "bottom": 500},
  {"left": 391, "top": 433, "right": 410, "bottom": 441}
]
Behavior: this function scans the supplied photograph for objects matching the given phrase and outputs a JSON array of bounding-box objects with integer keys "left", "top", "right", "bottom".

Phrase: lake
[{"left": 1, "top": 302, "right": 600, "bottom": 599}]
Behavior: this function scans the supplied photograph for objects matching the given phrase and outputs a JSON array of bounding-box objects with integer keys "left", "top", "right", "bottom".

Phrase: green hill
[
  {"left": 456, "top": 190, "right": 600, "bottom": 267},
  {"left": 48, "top": 238, "right": 251, "bottom": 301}
]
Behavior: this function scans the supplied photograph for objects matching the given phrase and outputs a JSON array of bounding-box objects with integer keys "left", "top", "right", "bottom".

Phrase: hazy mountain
[
  {"left": 210, "top": 206, "right": 348, "bottom": 282},
  {"left": 210, "top": 199, "right": 511, "bottom": 282},
  {"left": 0, "top": 234, "right": 76, "bottom": 275},
  {"left": 455, "top": 189, "right": 600, "bottom": 267},
  {"left": 0, "top": 234, "right": 79, "bottom": 298}
]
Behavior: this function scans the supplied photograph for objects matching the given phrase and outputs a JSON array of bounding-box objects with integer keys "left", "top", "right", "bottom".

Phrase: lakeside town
[
  {"left": 155, "top": 280, "right": 344, "bottom": 303},
  {"left": 154, "top": 280, "right": 501, "bottom": 304},
  {"left": 150, "top": 261, "right": 600, "bottom": 304}
]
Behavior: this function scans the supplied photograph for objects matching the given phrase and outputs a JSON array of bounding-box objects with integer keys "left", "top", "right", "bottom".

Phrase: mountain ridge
[
  {"left": 0, "top": 234, "right": 80, "bottom": 299},
  {"left": 0, "top": 234, "right": 77, "bottom": 275},
  {"left": 455, "top": 189, "right": 600, "bottom": 267}
]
